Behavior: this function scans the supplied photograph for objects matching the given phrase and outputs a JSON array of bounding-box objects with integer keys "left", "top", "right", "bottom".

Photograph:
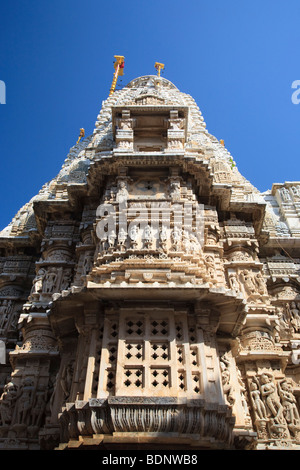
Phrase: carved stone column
[{"left": 115, "top": 110, "right": 135, "bottom": 151}]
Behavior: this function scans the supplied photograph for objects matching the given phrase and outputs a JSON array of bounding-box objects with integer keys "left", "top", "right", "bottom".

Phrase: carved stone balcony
[{"left": 58, "top": 397, "right": 235, "bottom": 449}]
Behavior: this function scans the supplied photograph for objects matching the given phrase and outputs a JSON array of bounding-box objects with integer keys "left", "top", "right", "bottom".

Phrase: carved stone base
[{"left": 58, "top": 397, "right": 235, "bottom": 450}]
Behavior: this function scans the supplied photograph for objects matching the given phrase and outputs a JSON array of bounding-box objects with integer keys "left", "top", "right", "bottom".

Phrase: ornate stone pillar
[{"left": 115, "top": 110, "right": 135, "bottom": 151}]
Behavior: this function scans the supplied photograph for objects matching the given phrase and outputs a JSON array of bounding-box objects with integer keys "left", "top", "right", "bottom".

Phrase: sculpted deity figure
[
  {"left": 0, "top": 381, "right": 18, "bottom": 426},
  {"left": 82, "top": 255, "right": 93, "bottom": 275},
  {"left": 44, "top": 268, "right": 58, "bottom": 293},
  {"left": 229, "top": 272, "right": 240, "bottom": 294},
  {"left": 0, "top": 300, "right": 11, "bottom": 330},
  {"left": 12, "top": 377, "right": 35, "bottom": 426},
  {"left": 255, "top": 272, "right": 268, "bottom": 296},
  {"left": 240, "top": 270, "right": 257, "bottom": 296},
  {"left": 278, "top": 380, "right": 300, "bottom": 430},
  {"left": 169, "top": 180, "right": 181, "bottom": 201},
  {"left": 189, "top": 232, "right": 200, "bottom": 253},
  {"left": 116, "top": 180, "right": 129, "bottom": 204},
  {"left": 291, "top": 185, "right": 300, "bottom": 199},
  {"left": 129, "top": 224, "right": 139, "bottom": 248},
  {"left": 182, "top": 230, "right": 191, "bottom": 253},
  {"left": 143, "top": 225, "right": 153, "bottom": 249},
  {"left": 205, "top": 255, "right": 215, "bottom": 280},
  {"left": 60, "top": 360, "right": 74, "bottom": 403},
  {"left": 30, "top": 268, "right": 46, "bottom": 296},
  {"left": 108, "top": 229, "right": 117, "bottom": 250},
  {"left": 31, "top": 384, "right": 48, "bottom": 427},
  {"left": 220, "top": 353, "right": 235, "bottom": 406},
  {"left": 290, "top": 302, "right": 300, "bottom": 332},
  {"left": 117, "top": 227, "right": 127, "bottom": 250},
  {"left": 171, "top": 226, "right": 182, "bottom": 251},
  {"left": 260, "top": 373, "right": 284, "bottom": 425},
  {"left": 250, "top": 380, "right": 267, "bottom": 420},
  {"left": 60, "top": 269, "right": 72, "bottom": 291},
  {"left": 281, "top": 187, "right": 291, "bottom": 202},
  {"left": 159, "top": 225, "right": 168, "bottom": 251}
]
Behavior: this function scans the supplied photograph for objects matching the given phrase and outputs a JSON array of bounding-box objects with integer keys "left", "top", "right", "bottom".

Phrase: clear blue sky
[{"left": 1, "top": 0, "right": 299, "bottom": 230}]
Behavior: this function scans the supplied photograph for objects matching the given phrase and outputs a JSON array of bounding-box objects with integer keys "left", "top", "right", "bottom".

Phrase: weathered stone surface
[{"left": 0, "top": 75, "right": 299, "bottom": 450}]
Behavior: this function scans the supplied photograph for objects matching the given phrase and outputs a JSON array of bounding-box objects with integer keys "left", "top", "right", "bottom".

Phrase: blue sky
[{"left": 0, "top": 0, "right": 299, "bottom": 230}]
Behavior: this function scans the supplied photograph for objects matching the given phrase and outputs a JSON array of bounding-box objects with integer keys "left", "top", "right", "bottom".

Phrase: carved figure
[
  {"left": 255, "top": 272, "right": 268, "bottom": 296},
  {"left": 44, "top": 269, "right": 58, "bottom": 293},
  {"left": 169, "top": 180, "right": 181, "bottom": 201},
  {"left": 31, "top": 384, "right": 48, "bottom": 427},
  {"left": 240, "top": 270, "right": 257, "bottom": 296},
  {"left": 182, "top": 230, "right": 191, "bottom": 253},
  {"left": 250, "top": 380, "right": 267, "bottom": 420},
  {"left": 205, "top": 255, "right": 215, "bottom": 279},
  {"left": 143, "top": 225, "right": 153, "bottom": 249},
  {"left": 116, "top": 180, "right": 129, "bottom": 203},
  {"left": 129, "top": 225, "right": 139, "bottom": 248},
  {"left": 0, "top": 381, "right": 18, "bottom": 425},
  {"left": 290, "top": 302, "right": 300, "bottom": 332},
  {"left": 13, "top": 377, "right": 35, "bottom": 426},
  {"left": 117, "top": 227, "right": 127, "bottom": 250},
  {"left": 281, "top": 187, "right": 291, "bottom": 202},
  {"left": 159, "top": 225, "right": 168, "bottom": 251},
  {"left": 229, "top": 273, "right": 240, "bottom": 293},
  {"left": 30, "top": 269, "right": 46, "bottom": 296},
  {"left": 60, "top": 269, "right": 72, "bottom": 291},
  {"left": 278, "top": 380, "right": 300, "bottom": 430},
  {"left": 260, "top": 373, "right": 284, "bottom": 425},
  {"left": 60, "top": 360, "right": 74, "bottom": 402},
  {"left": 220, "top": 353, "right": 235, "bottom": 406},
  {"left": 171, "top": 226, "right": 182, "bottom": 251},
  {"left": 107, "top": 230, "right": 117, "bottom": 250}
]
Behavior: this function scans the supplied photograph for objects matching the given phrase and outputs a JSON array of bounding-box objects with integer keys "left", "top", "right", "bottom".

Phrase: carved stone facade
[{"left": 0, "top": 75, "right": 299, "bottom": 450}]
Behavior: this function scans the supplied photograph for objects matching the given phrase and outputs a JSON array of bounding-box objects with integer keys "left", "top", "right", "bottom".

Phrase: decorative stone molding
[
  {"left": 58, "top": 397, "right": 235, "bottom": 449},
  {"left": 0, "top": 74, "right": 299, "bottom": 451}
]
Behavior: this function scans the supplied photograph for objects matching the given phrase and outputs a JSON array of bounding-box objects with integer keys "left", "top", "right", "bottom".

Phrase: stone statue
[
  {"left": 0, "top": 381, "right": 18, "bottom": 426},
  {"left": 278, "top": 379, "right": 300, "bottom": 431},
  {"left": 116, "top": 180, "right": 129, "bottom": 204},
  {"left": 60, "top": 360, "right": 74, "bottom": 402},
  {"left": 30, "top": 268, "right": 46, "bottom": 297},
  {"left": 259, "top": 373, "right": 284, "bottom": 425},
  {"left": 12, "top": 377, "right": 35, "bottom": 426},
  {"left": 117, "top": 227, "right": 127, "bottom": 250},
  {"left": 240, "top": 270, "right": 257, "bottom": 296},
  {"left": 250, "top": 379, "right": 267, "bottom": 420},
  {"left": 171, "top": 226, "right": 182, "bottom": 251},
  {"left": 129, "top": 225, "right": 139, "bottom": 248},
  {"left": 229, "top": 273, "right": 240, "bottom": 294},
  {"left": 143, "top": 225, "right": 153, "bottom": 249},
  {"left": 44, "top": 269, "right": 58, "bottom": 294},
  {"left": 107, "top": 229, "right": 117, "bottom": 250}
]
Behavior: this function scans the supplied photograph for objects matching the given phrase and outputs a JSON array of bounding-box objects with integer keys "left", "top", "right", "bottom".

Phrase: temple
[{"left": 0, "top": 73, "right": 299, "bottom": 450}]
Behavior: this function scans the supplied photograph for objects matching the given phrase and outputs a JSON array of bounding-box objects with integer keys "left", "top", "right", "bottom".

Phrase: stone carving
[
  {"left": 250, "top": 379, "right": 267, "bottom": 420},
  {"left": 129, "top": 225, "right": 139, "bottom": 248},
  {"left": 220, "top": 353, "right": 235, "bottom": 407},
  {"left": 30, "top": 269, "right": 46, "bottom": 298},
  {"left": 0, "top": 73, "right": 299, "bottom": 451},
  {"left": 278, "top": 379, "right": 300, "bottom": 435},
  {"left": 0, "top": 382, "right": 18, "bottom": 426},
  {"left": 60, "top": 360, "right": 75, "bottom": 403}
]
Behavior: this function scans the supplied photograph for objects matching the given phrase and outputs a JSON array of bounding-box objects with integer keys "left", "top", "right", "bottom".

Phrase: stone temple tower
[{"left": 0, "top": 74, "right": 300, "bottom": 450}]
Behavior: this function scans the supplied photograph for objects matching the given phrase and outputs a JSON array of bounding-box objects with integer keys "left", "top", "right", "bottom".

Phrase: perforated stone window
[
  {"left": 112, "top": 310, "right": 203, "bottom": 397},
  {"left": 94, "top": 309, "right": 206, "bottom": 398}
]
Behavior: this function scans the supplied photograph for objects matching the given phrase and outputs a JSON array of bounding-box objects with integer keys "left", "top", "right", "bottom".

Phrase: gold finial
[
  {"left": 154, "top": 62, "right": 165, "bottom": 77},
  {"left": 76, "top": 128, "right": 85, "bottom": 144},
  {"left": 109, "top": 55, "right": 125, "bottom": 96},
  {"left": 220, "top": 139, "right": 225, "bottom": 146}
]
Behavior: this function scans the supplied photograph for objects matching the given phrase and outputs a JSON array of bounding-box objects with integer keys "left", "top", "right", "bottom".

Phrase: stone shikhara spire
[{"left": 0, "top": 75, "right": 299, "bottom": 450}]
